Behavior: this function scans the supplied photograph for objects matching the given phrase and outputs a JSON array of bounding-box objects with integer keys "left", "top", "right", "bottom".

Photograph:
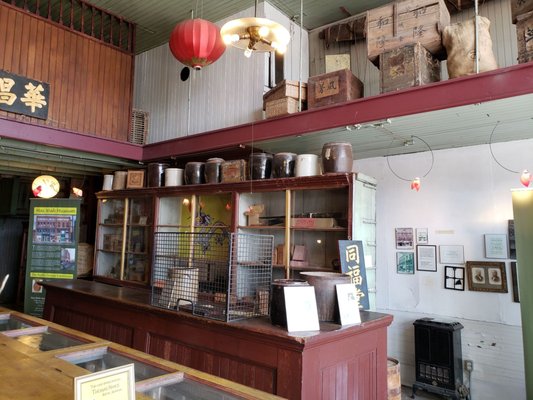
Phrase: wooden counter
[
  {"left": 0, "top": 306, "right": 283, "bottom": 399},
  {"left": 42, "top": 280, "right": 393, "bottom": 399}
]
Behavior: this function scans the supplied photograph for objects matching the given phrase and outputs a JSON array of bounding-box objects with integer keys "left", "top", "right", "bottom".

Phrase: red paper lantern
[{"left": 169, "top": 18, "right": 226, "bottom": 70}]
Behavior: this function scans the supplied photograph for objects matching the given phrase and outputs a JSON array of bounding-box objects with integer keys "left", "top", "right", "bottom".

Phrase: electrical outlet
[{"left": 464, "top": 359, "right": 474, "bottom": 372}]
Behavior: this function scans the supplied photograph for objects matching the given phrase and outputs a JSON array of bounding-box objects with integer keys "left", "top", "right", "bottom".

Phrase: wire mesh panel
[{"left": 151, "top": 232, "right": 273, "bottom": 322}]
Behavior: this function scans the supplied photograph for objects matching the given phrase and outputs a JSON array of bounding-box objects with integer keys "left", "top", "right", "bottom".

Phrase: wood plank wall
[{"left": 0, "top": 2, "right": 133, "bottom": 141}]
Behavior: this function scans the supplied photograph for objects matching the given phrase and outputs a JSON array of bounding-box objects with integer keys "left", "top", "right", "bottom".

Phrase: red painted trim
[
  {"left": 0, "top": 118, "right": 143, "bottom": 160},
  {"left": 1, "top": 62, "right": 533, "bottom": 163},
  {"left": 142, "top": 62, "right": 533, "bottom": 161}
]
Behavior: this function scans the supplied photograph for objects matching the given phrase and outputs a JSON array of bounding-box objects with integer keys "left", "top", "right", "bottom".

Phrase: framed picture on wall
[
  {"left": 484, "top": 234, "right": 508, "bottom": 259},
  {"left": 439, "top": 245, "right": 464, "bottom": 264},
  {"left": 395, "top": 228, "right": 414, "bottom": 249},
  {"left": 466, "top": 261, "right": 508, "bottom": 293},
  {"left": 416, "top": 228, "right": 429, "bottom": 244},
  {"left": 444, "top": 266, "right": 465, "bottom": 291},
  {"left": 416, "top": 245, "right": 437, "bottom": 272},
  {"left": 397, "top": 252, "right": 415, "bottom": 274},
  {"left": 510, "top": 261, "right": 519, "bottom": 302}
]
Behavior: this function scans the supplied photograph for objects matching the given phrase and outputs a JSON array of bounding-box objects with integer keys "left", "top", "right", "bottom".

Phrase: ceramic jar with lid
[
  {"left": 321, "top": 142, "right": 353, "bottom": 174},
  {"left": 272, "top": 152, "right": 297, "bottom": 178},
  {"left": 295, "top": 154, "right": 320, "bottom": 177},
  {"left": 147, "top": 163, "right": 169, "bottom": 187}
]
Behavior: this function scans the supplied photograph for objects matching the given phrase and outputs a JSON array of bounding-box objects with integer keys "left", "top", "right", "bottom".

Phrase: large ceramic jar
[
  {"left": 272, "top": 152, "right": 297, "bottom": 178},
  {"left": 204, "top": 158, "right": 224, "bottom": 184},
  {"left": 250, "top": 153, "right": 273, "bottom": 180},
  {"left": 270, "top": 279, "right": 310, "bottom": 327},
  {"left": 147, "top": 163, "right": 169, "bottom": 187},
  {"left": 321, "top": 142, "right": 353, "bottom": 174},
  {"left": 184, "top": 162, "right": 205, "bottom": 185}
]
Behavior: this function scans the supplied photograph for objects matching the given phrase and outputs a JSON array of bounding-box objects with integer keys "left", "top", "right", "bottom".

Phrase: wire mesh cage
[{"left": 151, "top": 232, "right": 274, "bottom": 322}]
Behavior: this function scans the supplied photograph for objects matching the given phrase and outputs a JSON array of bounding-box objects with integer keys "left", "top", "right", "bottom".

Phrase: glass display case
[
  {"left": 4, "top": 326, "right": 87, "bottom": 351},
  {"left": 95, "top": 194, "right": 153, "bottom": 285}
]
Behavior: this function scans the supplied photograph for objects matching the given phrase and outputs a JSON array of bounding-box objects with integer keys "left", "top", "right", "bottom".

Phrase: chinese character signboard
[
  {"left": 24, "top": 198, "right": 81, "bottom": 317},
  {"left": 339, "top": 240, "right": 370, "bottom": 310},
  {"left": 0, "top": 69, "right": 49, "bottom": 119}
]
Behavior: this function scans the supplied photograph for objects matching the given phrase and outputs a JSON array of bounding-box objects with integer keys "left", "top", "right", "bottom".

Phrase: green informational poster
[{"left": 24, "top": 198, "right": 81, "bottom": 317}]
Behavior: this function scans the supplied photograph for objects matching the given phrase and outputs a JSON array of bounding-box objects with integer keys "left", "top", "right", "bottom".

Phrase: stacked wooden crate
[
  {"left": 307, "top": 68, "right": 364, "bottom": 109},
  {"left": 511, "top": 0, "right": 533, "bottom": 63},
  {"left": 263, "top": 80, "right": 307, "bottom": 118},
  {"left": 366, "top": 0, "right": 450, "bottom": 93}
]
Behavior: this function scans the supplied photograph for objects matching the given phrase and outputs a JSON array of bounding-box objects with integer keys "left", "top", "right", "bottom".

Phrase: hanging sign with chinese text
[
  {"left": 339, "top": 240, "right": 370, "bottom": 310},
  {"left": 0, "top": 70, "right": 49, "bottom": 120}
]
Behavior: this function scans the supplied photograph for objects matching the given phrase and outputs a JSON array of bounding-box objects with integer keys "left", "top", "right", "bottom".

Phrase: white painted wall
[
  {"left": 355, "top": 139, "right": 531, "bottom": 399},
  {"left": 133, "top": 2, "right": 309, "bottom": 144}
]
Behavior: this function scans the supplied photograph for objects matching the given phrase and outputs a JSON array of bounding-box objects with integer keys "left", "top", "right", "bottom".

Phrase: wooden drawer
[
  {"left": 366, "top": 0, "right": 450, "bottom": 65},
  {"left": 379, "top": 43, "right": 441, "bottom": 93},
  {"left": 516, "top": 11, "right": 533, "bottom": 63},
  {"left": 307, "top": 69, "right": 363, "bottom": 109}
]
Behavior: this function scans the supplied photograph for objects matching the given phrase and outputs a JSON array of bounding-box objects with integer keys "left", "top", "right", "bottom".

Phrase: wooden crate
[
  {"left": 366, "top": 0, "right": 450, "bottom": 65},
  {"left": 77, "top": 243, "right": 94, "bottom": 276},
  {"left": 516, "top": 11, "right": 533, "bottom": 63},
  {"left": 511, "top": 0, "right": 533, "bottom": 23},
  {"left": 307, "top": 69, "right": 364, "bottom": 109},
  {"left": 265, "top": 97, "right": 300, "bottom": 118},
  {"left": 263, "top": 80, "right": 307, "bottom": 110},
  {"left": 221, "top": 159, "right": 247, "bottom": 183},
  {"left": 379, "top": 43, "right": 441, "bottom": 93}
]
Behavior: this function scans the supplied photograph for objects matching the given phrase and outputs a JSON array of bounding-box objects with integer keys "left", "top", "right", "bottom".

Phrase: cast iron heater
[{"left": 412, "top": 318, "right": 464, "bottom": 399}]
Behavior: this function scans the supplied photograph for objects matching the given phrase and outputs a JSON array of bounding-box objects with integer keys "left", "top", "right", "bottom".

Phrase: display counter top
[
  {"left": 42, "top": 279, "right": 393, "bottom": 399},
  {"left": 0, "top": 306, "right": 283, "bottom": 399}
]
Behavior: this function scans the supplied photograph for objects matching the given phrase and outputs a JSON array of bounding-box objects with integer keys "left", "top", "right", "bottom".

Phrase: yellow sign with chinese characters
[{"left": 0, "top": 69, "right": 49, "bottom": 119}]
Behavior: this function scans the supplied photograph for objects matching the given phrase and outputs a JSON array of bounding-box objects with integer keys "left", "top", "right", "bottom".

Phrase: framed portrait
[
  {"left": 416, "top": 228, "right": 429, "bottom": 244},
  {"left": 416, "top": 245, "right": 437, "bottom": 272},
  {"left": 395, "top": 227, "right": 414, "bottom": 249},
  {"left": 466, "top": 261, "right": 507, "bottom": 293},
  {"left": 439, "top": 245, "right": 464, "bottom": 264},
  {"left": 444, "top": 266, "right": 465, "bottom": 291},
  {"left": 510, "top": 261, "right": 519, "bottom": 303},
  {"left": 484, "top": 234, "right": 508, "bottom": 259},
  {"left": 126, "top": 170, "right": 145, "bottom": 189},
  {"left": 397, "top": 252, "right": 415, "bottom": 274}
]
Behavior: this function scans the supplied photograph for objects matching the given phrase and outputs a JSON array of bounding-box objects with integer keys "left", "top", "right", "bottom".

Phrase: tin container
[
  {"left": 204, "top": 158, "right": 224, "bottom": 184},
  {"left": 184, "top": 162, "right": 205, "bottom": 185},
  {"left": 272, "top": 152, "right": 296, "bottom": 178},
  {"left": 250, "top": 153, "right": 273, "bottom": 180}
]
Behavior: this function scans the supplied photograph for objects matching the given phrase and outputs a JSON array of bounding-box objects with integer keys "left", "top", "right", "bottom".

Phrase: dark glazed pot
[
  {"left": 272, "top": 152, "right": 297, "bottom": 178},
  {"left": 321, "top": 142, "right": 353, "bottom": 174},
  {"left": 250, "top": 153, "right": 273, "bottom": 180},
  {"left": 147, "top": 163, "right": 169, "bottom": 187},
  {"left": 184, "top": 162, "right": 205, "bottom": 185},
  {"left": 204, "top": 158, "right": 224, "bottom": 184},
  {"left": 300, "top": 271, "right": 351, "bottom": 322},
  {"left": 270, "top": 279, "right": 309, "bottom": 327}
]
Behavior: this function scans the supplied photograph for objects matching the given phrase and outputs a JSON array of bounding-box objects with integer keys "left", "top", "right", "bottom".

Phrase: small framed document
[
  {"left": 484, "top": 234, "right": 508, "bottom": 259},
  {"left": 416, "top": 245, "right": 437, "bottom": 272},
  {"left": 284, "top": 285, "right": 320, "bottom": 333},
  {"left": 439, "top": 245, "right": 464, "bottom": 264},
  {"left": 75, "top": 364, "right": 135, "bottom": 400},
  {"left": 336, "top": 283, "right": 361, "bottom": 325}
]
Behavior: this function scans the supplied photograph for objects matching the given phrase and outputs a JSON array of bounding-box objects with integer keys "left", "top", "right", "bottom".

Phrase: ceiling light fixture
[{"left": 220, "top": 0, "right": 290, "bottom": 58}]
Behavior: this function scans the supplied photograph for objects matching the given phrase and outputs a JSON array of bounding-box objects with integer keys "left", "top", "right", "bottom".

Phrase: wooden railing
[{"left": 1, "top": 0, "right": 135, "bottom": 54}]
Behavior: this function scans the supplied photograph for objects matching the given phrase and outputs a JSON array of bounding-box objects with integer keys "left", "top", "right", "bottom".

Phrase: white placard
[
  {"left": 336, "top": 283, "right": 361, "bottom": 326},
  {"left": 75, "top": 364, "right": 135, "bottom": 400},
  {"left": 283, "top": 286, "right": 320, "bottom": 332}
]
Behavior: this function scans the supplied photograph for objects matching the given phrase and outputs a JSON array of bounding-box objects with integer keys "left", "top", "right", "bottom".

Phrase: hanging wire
[
  {"left": 488, "top": 120, "right": 520, "bottom": 173},
  {"left": 385, "top": 135, "right": 435, "bottom": 181}
]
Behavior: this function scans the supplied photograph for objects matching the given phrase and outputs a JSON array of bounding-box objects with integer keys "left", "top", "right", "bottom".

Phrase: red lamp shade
[{"left": 169, "top": 18, "right": 226, "bottom": 70}]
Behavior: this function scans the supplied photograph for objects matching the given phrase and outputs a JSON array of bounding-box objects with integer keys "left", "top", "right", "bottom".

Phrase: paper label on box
[{"left": 315, "top": 76, "right": 340, "bottom": 99}]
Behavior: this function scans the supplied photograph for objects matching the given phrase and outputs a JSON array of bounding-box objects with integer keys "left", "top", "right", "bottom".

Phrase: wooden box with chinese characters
[
  {"left": 366, "top": 0, "right": 450, "bottom": 66},
  {"left": 221, "top": 160, "right": 248, "bottom": 183},
  {"left": 516, "top": 11, "right": 533, "bottom": 63},
  {"left": 379, "top": 43, "right": 441, "bottom": 93},
  {"left": 307, "top": 69, "right": 363, "bottom": 109}
]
